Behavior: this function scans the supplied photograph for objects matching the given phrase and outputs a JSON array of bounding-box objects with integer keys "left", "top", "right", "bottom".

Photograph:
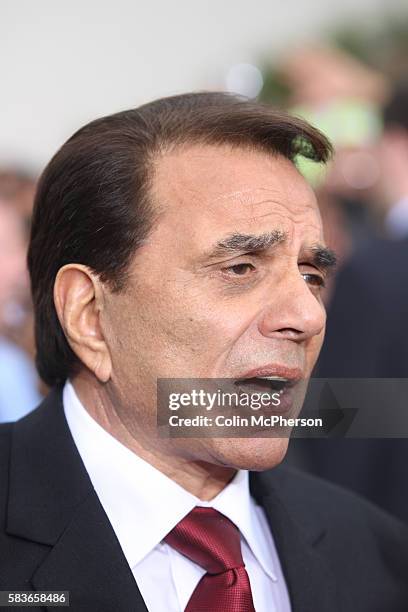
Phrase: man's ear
[{"left": 54, "top": 264, "right": 112, "bottom": 383}]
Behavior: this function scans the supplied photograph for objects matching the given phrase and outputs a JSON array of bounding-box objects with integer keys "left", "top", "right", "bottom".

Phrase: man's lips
[
  {"left": 228, "top": 364, "right": 307, "bottom": 416},
  {"left": 234, "top": 364, "right": 304, "bottom": 383}
]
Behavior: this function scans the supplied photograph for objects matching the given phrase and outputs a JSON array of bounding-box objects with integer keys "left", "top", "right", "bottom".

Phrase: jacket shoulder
[{"left": 263, "top": 464, "right": 408, "bottom": 560}]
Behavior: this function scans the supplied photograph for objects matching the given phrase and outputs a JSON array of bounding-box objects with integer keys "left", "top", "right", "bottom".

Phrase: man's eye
[
  {"left": 223, "top": 263, "right": 255, "bottom": 276},
  {"left": 302, "top": 273, "right": 326, "bottom": 288}
]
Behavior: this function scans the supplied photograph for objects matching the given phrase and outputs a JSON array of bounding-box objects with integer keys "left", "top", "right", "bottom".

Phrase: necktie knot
[
  {"left": 164, "top": 507, "right": 244, "bottom": 575},
  {"left": 164, "top": 506, "right": 256, "bottom": 611}
]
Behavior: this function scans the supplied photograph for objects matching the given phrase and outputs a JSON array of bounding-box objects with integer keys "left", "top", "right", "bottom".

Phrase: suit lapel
[
  {"left": 7, "top": 387, "right": 148, "bottom": 612},
  {"left": 250, "top": 470, "right": 344, "bottom": 612},
  {"left": 30, "top": 493, "right": 148, "bottom": 612}
]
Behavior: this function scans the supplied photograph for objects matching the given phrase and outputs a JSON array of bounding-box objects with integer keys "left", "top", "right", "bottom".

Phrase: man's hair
[
  {"left": 383, "top": 78, "right": 408, "bottom": 131},
  {"left": 27, "top": 91, "right": 332, "bottom": 387}
]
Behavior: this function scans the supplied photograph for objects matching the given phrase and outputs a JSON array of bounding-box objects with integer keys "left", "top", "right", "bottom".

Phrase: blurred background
[{"left": 1, "top": 0, "right": 408, "bottom": 520}]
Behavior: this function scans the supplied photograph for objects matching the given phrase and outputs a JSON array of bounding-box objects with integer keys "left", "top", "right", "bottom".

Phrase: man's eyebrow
[
  {"left": 201, "top": 232, "right": 337, "bottom": 271},
  {"left": 205, "top": 231, "right": 287, "bottom": 260},
  {"left": 308, "top": 244, "right": 337, "bottom": 271}
]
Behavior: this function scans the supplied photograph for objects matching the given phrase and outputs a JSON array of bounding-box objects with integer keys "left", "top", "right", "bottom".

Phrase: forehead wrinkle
[
  {"left": 213, "top": 192, "right": 302, "bottom": 213},
  {"left": 205, "top": 196, "right": 320, "bottom": 230},
  {"left": 213, "top": 190, "right": 319, "bottom": 219},
  {"left": 212, "top": 186, "right": 283, "bottom": 203}
]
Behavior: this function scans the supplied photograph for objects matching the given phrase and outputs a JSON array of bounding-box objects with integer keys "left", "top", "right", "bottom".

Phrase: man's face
[{"left": 103, "top": 144, "right": 329, "bottom": 469}]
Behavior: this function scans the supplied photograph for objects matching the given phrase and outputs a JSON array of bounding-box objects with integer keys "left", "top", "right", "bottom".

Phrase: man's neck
[{"left": 70, "top": 375, "right": 236, "bottom": 501}]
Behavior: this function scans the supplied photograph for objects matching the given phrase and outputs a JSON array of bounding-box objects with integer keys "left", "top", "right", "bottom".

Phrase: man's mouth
[
  {"left": 233, "top": 376, "right": 295, "bottom": 394},
  {"left": 231, "top": 365, "right": 304, "bottom": 413},
  {"left": 233, "top": 365, "right": 303, "bottom": 389}
]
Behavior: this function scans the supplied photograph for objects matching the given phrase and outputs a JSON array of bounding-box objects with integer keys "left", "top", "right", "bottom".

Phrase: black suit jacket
[{"left": 1, "top": 387, "right": 408, "bottom": 612}]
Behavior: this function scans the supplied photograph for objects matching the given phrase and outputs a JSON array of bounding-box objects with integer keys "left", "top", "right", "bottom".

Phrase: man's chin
[{"left": 210, "top": 436, "right": 290, "bottom": 472}]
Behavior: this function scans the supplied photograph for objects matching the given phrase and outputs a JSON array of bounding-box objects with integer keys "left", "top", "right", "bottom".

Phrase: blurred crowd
[
  {"left": 1, "top": 42, "right": 408, "bottom": 520},
  {"left": 267, "top": 45, "right": 408, "bottom": 523},
  {"left": 0, "top": 170, "right": 42, "bottom": 421},
  {"left": 0, "top": 168, "right": 41, "bottom": 421}
]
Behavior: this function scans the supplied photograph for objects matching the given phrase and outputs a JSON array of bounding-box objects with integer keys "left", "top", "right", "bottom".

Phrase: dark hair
[
  {"left": 383, "top": 78, "right": 408, "bottom": 131},
  {"left": 27, "top": 91, "right": 332, "bottom": 387}
]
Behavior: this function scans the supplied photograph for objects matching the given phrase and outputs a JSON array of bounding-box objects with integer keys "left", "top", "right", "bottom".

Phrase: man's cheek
[
  {"left": 317, "top": 323, "right": 326, "bottom": 347},
  {"left": 162, "top": 315, "right": 217, "bottom": 353},
  {"left": 309, "top": 332, "right": 326, "bottom": 367}
]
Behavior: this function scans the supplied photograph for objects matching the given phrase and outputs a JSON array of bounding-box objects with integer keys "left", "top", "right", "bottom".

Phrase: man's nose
[{"left": 257, "top": 271, "right": 326, "bottom": 342}]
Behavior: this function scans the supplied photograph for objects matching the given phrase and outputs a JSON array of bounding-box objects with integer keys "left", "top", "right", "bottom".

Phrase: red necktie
[{"left": 164, "top": 506, "right": 256, "bottom": 612}]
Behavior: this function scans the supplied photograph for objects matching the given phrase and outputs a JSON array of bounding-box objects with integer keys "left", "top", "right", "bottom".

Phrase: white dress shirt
[{"left": 63, "top": 380, "right": 291, "bottom": 612}]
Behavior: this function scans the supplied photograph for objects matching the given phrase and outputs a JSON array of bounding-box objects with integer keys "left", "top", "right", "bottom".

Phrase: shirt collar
[{"left": 63, "top": 380, "right": 276, "bottom": 580}]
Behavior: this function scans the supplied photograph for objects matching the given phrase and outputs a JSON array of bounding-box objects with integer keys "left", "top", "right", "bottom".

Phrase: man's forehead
[
  {"left": 153, "top": 143, "right": 319, "bottom": 220},
  {"left": 207, "top": 185, "right": 318, "bottom": 215}
]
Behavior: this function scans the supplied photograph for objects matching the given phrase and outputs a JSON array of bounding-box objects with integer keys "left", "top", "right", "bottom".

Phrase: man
[{"left": 1, "top": 93, "right": 407, "bottom": 611}]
